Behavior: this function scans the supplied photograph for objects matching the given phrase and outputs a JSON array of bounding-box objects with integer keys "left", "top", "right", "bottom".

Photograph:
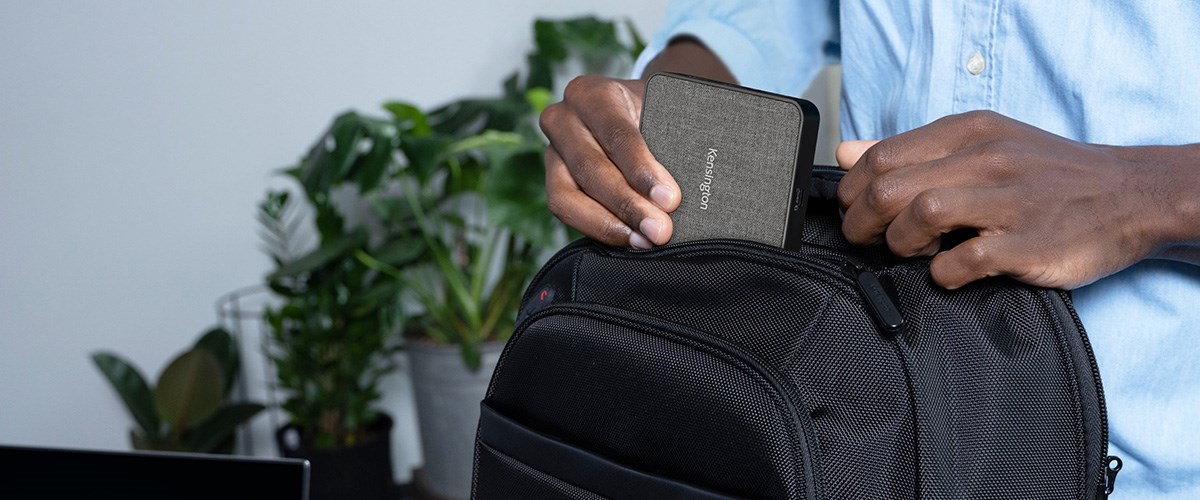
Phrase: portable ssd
[{"left": 640, "top": 72, "right": 819, "bottom": 249}]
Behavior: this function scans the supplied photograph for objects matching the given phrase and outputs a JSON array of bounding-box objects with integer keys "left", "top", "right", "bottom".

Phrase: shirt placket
[{"left": 952, "top": 0, "right": 1000, "bottom": 112}]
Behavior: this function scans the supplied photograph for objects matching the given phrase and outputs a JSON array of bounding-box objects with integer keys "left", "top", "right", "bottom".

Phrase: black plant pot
[{"left": 276, "top": 414, "right": 395, "bottom": 500}]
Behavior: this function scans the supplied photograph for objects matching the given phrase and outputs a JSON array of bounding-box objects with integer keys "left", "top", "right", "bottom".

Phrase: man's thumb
[{"left": 835, "top": 140, "right": 879, "bottom": 170}]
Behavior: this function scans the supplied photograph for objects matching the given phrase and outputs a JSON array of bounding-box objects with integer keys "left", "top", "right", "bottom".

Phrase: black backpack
[{"left": 473, "top": 168, "right": 1122, "bottom": 499}]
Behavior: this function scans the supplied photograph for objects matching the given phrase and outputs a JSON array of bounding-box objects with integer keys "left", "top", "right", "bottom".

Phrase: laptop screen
[{"left": 0, "top": 444, "right": 309, "bottom": 500}]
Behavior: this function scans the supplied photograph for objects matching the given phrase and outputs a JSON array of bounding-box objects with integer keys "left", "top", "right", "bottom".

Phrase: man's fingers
[
  {"left": 836, "top": 140, "right": 877, "bottom": 170},
  {"left": 543, "top": 107, "right": 672, "bottom": 245},
  {"left": 541, "top": 77, "right": 677, "bottom": 246},
  {"left": 565, "top": 77, "right": 681, "bottom": 212},
  {"left": 545, "top": 146, "right": 644, "bottom": 247},
  {"left": 929, "top": 235, "right": 1019, "bottom": 289},
  {"left": 838, "top": 110, "right": 1019, "bottom": 208},
  {"left": 884, "top": 187, "right": 1014, "bottom": 257},
  {"left": 839, "top": 141, "right": 1024, "bottom": 244},
  {"left": 868, "top": 110, "right": 1014, "bottom": 167}
]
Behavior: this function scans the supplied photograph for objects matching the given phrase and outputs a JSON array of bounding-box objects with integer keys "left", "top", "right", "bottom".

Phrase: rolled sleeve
[{"left": 632, "top": 0, "right": 837, "bottom": 97}]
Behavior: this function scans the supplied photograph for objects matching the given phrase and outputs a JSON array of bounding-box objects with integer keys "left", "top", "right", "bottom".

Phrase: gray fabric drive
[{"left": 640, "top": 72, "right": 819, "bottom": 249}]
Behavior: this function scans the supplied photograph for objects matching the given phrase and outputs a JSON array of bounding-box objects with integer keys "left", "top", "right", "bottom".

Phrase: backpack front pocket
[{"left": 481, "top": 304, "right": 816, "bottom": 499}]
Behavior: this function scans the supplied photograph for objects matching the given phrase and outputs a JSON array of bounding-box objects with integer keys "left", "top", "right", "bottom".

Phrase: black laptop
[{"left": 0, "top": 444, "right": 309, "bottom": 500}]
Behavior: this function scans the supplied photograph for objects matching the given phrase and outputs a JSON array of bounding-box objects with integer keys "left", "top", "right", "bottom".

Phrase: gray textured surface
[
  {"left": 408, "top": 342, "right": 503, "bottom": 500},
  {"left": 641, "top": 73, "right": 806, "bottom": 247}
]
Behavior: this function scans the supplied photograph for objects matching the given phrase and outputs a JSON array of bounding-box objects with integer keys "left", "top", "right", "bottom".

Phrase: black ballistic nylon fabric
[
  {"left": 886, "top": 265, "right": 1086, "bottom": 499},
  {"left": 477, "top": 444, "right": 604, "bottom": 500},
  {"left": 474, "top": 180, "right": 1107, "bottom": 499}
]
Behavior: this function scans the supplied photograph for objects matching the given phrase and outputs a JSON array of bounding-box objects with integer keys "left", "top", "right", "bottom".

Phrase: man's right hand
[
  {"left": 540, "top": 38, "right": 736, "bottom": 249},
  {"left": 541, "top": 75, "right": 680, "bottom": 249}
]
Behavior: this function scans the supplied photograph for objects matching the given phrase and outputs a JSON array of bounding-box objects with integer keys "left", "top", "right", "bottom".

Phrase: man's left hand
[{"left": 837, "top": 110, "right": 1193, "bottom": 290}]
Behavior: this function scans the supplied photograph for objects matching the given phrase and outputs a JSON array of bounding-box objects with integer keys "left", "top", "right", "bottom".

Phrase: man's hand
[
  {"left": 837, "top": 110, "right": 1197, "bottom": 290},
  {"left": 541, "top": 76, "right": 680, "bottom": 249},
  {"left": 540, "top": 38, "right": 735, "bottom": 249}
]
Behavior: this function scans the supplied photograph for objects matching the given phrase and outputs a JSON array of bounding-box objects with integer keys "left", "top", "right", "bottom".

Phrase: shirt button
[{"left": 966, "top": 52, "right": 986, "bottom": 75}]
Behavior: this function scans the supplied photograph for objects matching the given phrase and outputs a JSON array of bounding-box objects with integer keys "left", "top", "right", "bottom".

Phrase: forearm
[
  {"left": 641, "top": 36, "right": 737, "bottom": 85},
  {"left": 1109, "top": 143, "right": 1200, "bottom": 264}
]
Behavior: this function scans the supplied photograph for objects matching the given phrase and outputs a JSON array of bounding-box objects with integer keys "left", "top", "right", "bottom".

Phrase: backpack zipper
[
  {"left": 843, "top": 257, "right": 906, "bottom": 335},
  {"left": 1102, "top": 455, "right": 1122, "bottom": 498},
  {"left": 1057, "top": 290, "right": 1120, "bottom": 498}
]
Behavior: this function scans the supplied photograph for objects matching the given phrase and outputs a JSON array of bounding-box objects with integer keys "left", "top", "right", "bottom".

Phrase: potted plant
[
  {"left": 258, "top": 154, "right": 415, "bottom": 500},
  {"left": 354, "top": 112, "right": 560, "bottom": 499},
  {"left": 259, "top": 15, "right": 644, "bottom": 499},
  {"left": 352, "top": 16, "right": 646, "bottom": 498},
  {"left": 92, "top": 327, "right": 264, "bottom": 454}
]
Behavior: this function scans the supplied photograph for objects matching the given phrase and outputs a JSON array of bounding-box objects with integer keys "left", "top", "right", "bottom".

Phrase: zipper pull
[
  {"left": 845, "top": 260, "right": 905, "bottom": 335},
  {"left": 1102, "top": 455, "right": 1122, "bottom": 498}
]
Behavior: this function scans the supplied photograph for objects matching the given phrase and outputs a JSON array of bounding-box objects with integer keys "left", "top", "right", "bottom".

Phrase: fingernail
[
  {"left": 639, "top": 218, "right": 664, "bottom": 244},
  {"left": 629, "top": 232, "right": 653, "bottom": 249},
  {"left": 650, "top": 185, "right": 675, "bottom": 210}
]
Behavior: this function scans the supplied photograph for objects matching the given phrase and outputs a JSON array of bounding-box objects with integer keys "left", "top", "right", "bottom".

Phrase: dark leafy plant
[
  {"left": 257, "top": 16, "right": 643, "bottom": 449},
  {"left": 260, "top": 186, "right": 409, "bottom": 450},
  {"left": 92, "top": 328, "right": 264, "bottom": 454},
  {"left": 357, "top": 16, "right": 645, "bottom": 369}
]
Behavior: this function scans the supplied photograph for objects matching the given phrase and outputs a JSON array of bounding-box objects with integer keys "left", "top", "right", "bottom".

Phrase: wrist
[
  {"left": 641, "top": 36, "right": 737, "bottom": 84},
  {"left": 1107, "top": 144, "right": 1200, "bottom": 262}
]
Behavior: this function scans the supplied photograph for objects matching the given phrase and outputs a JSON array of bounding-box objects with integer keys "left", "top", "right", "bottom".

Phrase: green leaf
[
  {"left": 525, "top": 87, "right": 553, "bottom": 115},
  {"left": 313, "top": 203, "right": 347, "bottom": 241},
  {"left": 193, "top": 327, "right": 239, "bottom": 397},
  {"left": 185, "top": 403, "right": 266, "bottom": 454},
  {"left": 533, "top": 19, "right": 568, "bottom": 62},
  {"left": 291, "top": 111, "right": 362, "bottom": 197},
  {"left": 624, "top": 18, "right": 646, "bottom": 58},
  {"left": 526, "top": 16, "right": 636, "bottom": 83},
  {"left": 460, "top": 341, "right": 482, "bottom": 372},
  {"left": 92, "top": 352, "right": 161, "bottom": 437},
  {"left": 525, "top": 53, "right": 555, "bottom": 93},
  {"left": 258, "top": 190, "right": 290, "bottom": 219},
  {"left": 292, "top": 111, "right": 403, "bottom": 197},
  {"left": 352, "top": 114, "right": 401, "bottom": 193},
  {"left": 444, "top": 130, "right": 523, "bottom": 158},
  {"left": 267, "top": 228, "right": 368, "bottom": 282},
  {"left": 154, "top": 348, "right": 225, "bottom": 430},
  {"left": 425, "top": 236, "right": 481, "bottom": 327},
  {"left": 372, "top": 237, "right": 425, "bottom": 267},
  {"left": 349, "top": 280, "right": 403, "bottom": 317},
  {"left": 501, "top": 72, "right": 522, "bottom": 101},
  {"left": 482, "top": 149, "right": 561, "bottom": 247},
  {"left": 401, "top": 135, "right": 451, "bottom": 184},
  {"left": 427, "top": 98, "right": 527, "bottom": 137},
  {"left": 352, "top": 133, "right": 395, "bottom": 194},
  {"left": 383, "top": 101, "right": 431, "bottom": 136},
  {"left": 326, "top": 113, "right": 369, "bottom": 186},
  {"left": 564, "top": 17, "right": 621, "bottom": 53}
]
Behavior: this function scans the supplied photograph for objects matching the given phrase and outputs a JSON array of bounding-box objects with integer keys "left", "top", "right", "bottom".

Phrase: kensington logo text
[{"left": 698, "top": 148, "right": 717, "bottom": 210}]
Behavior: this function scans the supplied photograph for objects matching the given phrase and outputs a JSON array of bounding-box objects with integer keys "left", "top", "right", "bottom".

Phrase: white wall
[
  {"left": 0, "top": 0, "right": 840, "bottom": 485},
  {"left": 0, "top": 0, "right": 669, "bottom": 483}
]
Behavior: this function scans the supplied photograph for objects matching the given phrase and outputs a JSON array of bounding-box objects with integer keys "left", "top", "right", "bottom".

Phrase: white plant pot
[{"left": 408, "top": 341, "right": 503, "bottom": 500}]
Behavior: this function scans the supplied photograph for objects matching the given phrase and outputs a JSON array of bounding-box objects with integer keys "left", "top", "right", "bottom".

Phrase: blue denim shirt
[{"left": 634, "top": 1, "right": 1200, "bottom": 496}]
